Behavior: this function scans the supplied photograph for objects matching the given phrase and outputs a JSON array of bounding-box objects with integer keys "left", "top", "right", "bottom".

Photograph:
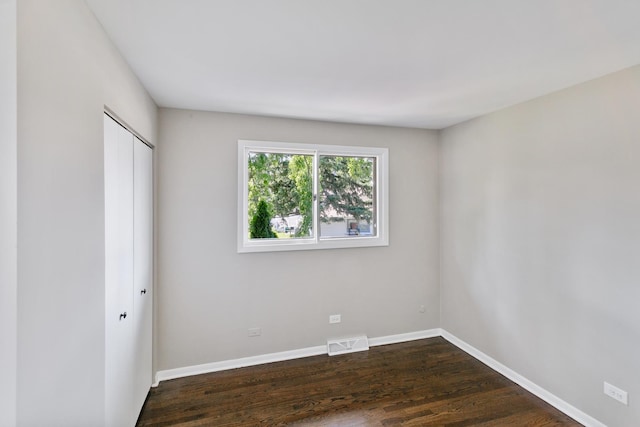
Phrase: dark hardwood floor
[{"left": 137, "top": 337, "right": 581, "bottom": 426}]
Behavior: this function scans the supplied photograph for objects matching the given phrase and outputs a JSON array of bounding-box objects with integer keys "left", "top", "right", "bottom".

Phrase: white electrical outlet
[
  {"left": 248, "top": 327, "right": 261, "bottom": 337},
  {"left": 329, "top": 314, "right": 341, "bottom": 324},
  {"left": 604, "top": 381, "right": 628, "bottom": 405}
]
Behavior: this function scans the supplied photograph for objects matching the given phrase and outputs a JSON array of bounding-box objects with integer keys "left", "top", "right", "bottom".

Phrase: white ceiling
[{"left": 86, "top": 0, "right": 640, "bottom": 129}]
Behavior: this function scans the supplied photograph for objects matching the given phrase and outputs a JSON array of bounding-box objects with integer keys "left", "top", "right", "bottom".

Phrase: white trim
[
  {"left": 369, "top": 328, "right": 441, "bottom": 347},
  {"left": 440, "top": 330, "right": 606, "bottom": 427},
  {"left": 155, "top": 329, "right": 437, "bottom": 384},
  {"left": 156, "top": 345, "right": 327, "bottom": 383},
  {"left": 237, "top": 139, "right": 389, "bottom": 253}
]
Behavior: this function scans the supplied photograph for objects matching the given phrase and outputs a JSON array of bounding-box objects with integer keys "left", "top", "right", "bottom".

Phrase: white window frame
[{"left": 238, "top": 139, "right": 389, "bottom": 253}]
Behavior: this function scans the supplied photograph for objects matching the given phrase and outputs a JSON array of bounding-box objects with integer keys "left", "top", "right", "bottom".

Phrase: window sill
[{"left": 237, "top": 235, "right": 389, "bottom": 253}]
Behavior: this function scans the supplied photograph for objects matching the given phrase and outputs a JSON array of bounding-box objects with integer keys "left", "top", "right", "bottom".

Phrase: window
[{"left": 238, "top": 140, "right": 388, "bottom": 253}]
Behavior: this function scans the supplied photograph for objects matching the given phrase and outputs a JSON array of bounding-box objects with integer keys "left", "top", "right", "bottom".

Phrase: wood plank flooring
[{"left": 137, "top": 337, "right": 581, "bottom": 426}]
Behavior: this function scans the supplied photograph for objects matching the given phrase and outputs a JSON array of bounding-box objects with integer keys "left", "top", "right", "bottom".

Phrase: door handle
[
  {"left": 119, "top": 312, "right": 127, "bottom": 320},
  {"left": 141, "top": 289, "right": 147, "bottom": 295}
]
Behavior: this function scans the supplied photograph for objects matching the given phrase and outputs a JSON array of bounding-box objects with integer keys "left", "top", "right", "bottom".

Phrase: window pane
[
  {"left": 319, "top": 155, "right": 376, "bottom": 238},
  {"left": 247, "top": 151, "right": 313, "bottom": 239}
]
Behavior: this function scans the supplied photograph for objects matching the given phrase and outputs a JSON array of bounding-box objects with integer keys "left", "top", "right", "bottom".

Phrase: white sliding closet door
[
  {"left": 133, "top": 138, "right": 153, "bottom": 414},
  {"left": 104, "top": 114, "right": 135, "bottom": 427},
  {"left": 104, "top": 113, "right": 154, "bottom": 427}
]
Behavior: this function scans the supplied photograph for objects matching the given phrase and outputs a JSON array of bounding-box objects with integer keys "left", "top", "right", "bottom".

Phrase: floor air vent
[{"left": 327, "top": 335, "right": 369, "bottom": 356}]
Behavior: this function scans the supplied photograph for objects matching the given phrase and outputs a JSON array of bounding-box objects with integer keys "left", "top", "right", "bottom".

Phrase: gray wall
[
  {"left": 0, "top": 0, "right": 17, "bottom": 425},
  {"left": 11, "top": 3, "right": 639, "bottom": 425},
  {"left": 440, "top": 65, "right": 640, "bottom": 426},
  {"left": 16, "top": 0, "right": 157, "bottom": 425},
  {"left": 157, "top": 109, "right": 440, "bottom": 371}
]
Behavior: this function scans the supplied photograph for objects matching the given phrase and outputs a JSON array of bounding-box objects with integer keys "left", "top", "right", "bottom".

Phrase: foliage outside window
[{"left": 238, "top": 140, "right": 389, "bottom": 253}]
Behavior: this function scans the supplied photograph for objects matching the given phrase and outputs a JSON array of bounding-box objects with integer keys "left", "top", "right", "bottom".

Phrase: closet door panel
[
  {"left": 133, "top": 138, "right": 153, "bottom": 415},
  {"left": 104, "top": 114, "right": 135, "bottom": 427},
  {"left": 116, "top": 124, "right": 135, "bottom": 317}
]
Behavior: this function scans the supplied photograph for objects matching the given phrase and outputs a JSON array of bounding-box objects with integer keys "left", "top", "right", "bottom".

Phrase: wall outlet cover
[{"left": 604, "top": 381, "right": 628, "bottom": 405}]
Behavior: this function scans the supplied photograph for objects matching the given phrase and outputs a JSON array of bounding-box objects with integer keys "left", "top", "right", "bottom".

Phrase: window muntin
[{"left": 238, "top": 140, "right": 388, "bottom": 253}]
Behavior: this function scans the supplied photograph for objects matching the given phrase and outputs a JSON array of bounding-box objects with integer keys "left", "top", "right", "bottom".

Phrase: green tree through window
[{"left": 239, "top": 140, "right": 388, "bottom": 252}]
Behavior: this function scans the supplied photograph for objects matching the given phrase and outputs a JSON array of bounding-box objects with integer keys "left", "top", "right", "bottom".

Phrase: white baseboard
[
  {"left": 154, "top": 328, "right": 603, "bottom": 427},
  {"left": 155, "top": 328, "right": 439, "bottom": 384},
  {"left": 440, "top": 330, "right": 605, "bottom": 427},
  {"left": 155, "top": 344, "right": 327, "bottom": 383},
  {"left": 369, "top": 328, "right": 441, "bottom": 347}
]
